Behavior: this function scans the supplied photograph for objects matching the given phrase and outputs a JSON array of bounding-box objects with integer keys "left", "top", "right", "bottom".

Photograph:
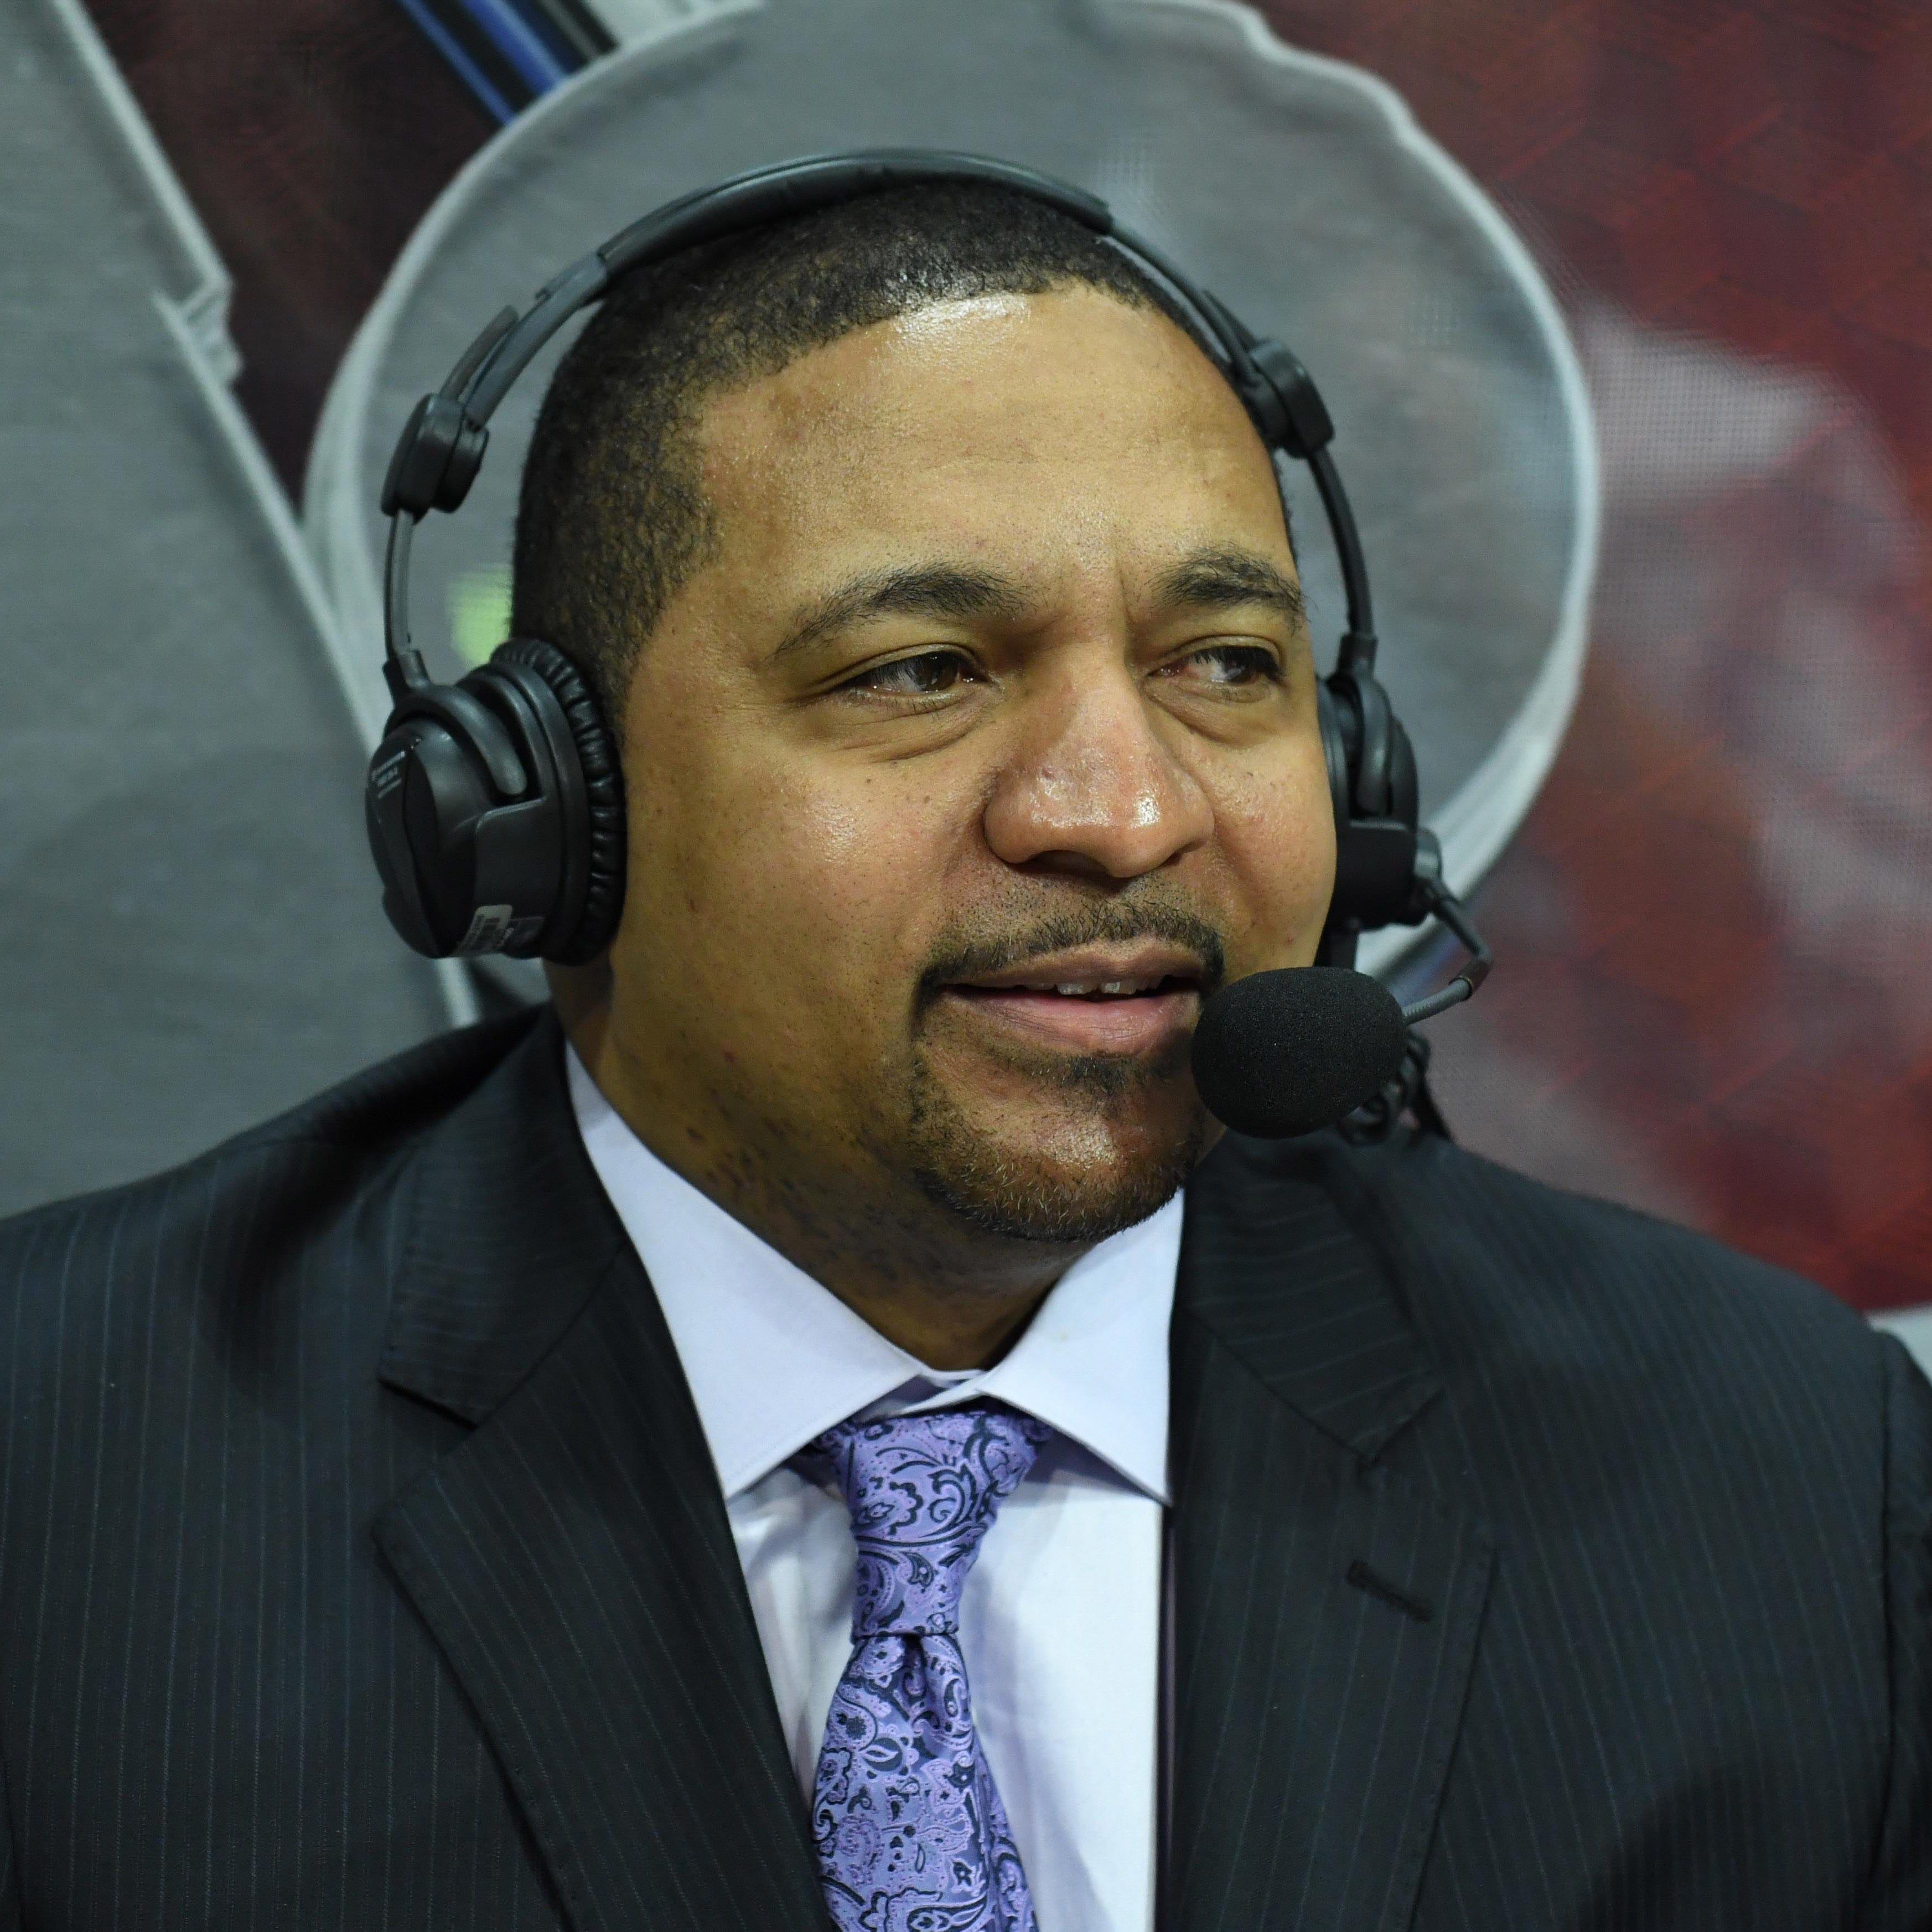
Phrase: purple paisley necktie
[{"left": 809, "top": 1406, "right": 1049, "bottom": 1932}]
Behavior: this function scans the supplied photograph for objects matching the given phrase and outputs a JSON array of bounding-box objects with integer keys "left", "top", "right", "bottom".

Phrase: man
[{"left": 1, "top": 180, "right": 1926, "bottom": 1932}]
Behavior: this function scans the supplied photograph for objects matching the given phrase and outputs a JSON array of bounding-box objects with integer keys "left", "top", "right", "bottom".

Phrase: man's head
[{"left": 521, "top": 182, "right": 1336, "bottom": 1340}]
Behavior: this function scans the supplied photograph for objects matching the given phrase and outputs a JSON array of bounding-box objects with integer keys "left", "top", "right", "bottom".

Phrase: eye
[
  {"left": 1164, "top": 642, "right": 1283, "bottom": 688},
  {"left": 842, "top": 650, "right": 981, "bottom": 697}
]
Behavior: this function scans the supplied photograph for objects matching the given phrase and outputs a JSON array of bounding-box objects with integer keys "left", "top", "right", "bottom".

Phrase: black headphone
[{"left": 366, "top": 148, "right": 1490, "bottom": 1012}]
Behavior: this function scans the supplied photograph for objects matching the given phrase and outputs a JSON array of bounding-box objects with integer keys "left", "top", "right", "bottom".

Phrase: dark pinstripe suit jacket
[{"left": 1, "top": 1008, "right": 1927, "bottom": 1930}]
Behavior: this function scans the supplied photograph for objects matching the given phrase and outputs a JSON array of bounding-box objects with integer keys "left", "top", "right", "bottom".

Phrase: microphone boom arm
[{"left": 1397, "top": 885, "right": 1494, "bottom": 1026}]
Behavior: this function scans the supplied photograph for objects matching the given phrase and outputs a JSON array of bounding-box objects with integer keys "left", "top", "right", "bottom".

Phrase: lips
[{"left": 941, "top": 945, "right": 1205, "bottom": 1055}]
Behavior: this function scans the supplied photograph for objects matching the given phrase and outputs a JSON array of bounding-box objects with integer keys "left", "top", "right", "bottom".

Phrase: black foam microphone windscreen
[{"left": 1190, "top": 967, "right": 1408, "bottom": 1138}]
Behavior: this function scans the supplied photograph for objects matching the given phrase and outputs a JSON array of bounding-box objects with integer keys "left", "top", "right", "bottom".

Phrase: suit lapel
[
  {"left": 372, "top": 1015, "right": 824, "bottom": 1932},
  {"left": 1168, "top": 1136, "right": 1494, "bottom": 1932}
]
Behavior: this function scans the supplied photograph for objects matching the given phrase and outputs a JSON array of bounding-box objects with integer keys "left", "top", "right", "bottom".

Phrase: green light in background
[{"left": 448, "top": 564, "right": 512, "bottom": 665}]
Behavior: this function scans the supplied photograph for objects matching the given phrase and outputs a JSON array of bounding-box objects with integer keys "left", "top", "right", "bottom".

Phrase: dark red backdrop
[{"left": 85, "top": 0, "right": 1932, "bottom": 1308}]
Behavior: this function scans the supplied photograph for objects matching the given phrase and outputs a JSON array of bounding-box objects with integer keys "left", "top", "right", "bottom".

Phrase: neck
[{"left": 552, "top": 968, "right": 1082, "bottom": 1370}]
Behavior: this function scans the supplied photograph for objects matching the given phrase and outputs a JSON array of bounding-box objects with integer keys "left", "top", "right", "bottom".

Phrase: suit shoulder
[
  {"left": 0, "top": 1009, "right": 545, "bottom": 1344},
  {"left": 1325, "top": 1128, "right": 1890, "bottom": 1441},
  {"left": 1205, "top": 1124, "right": 1891, "bottom": 1456}
]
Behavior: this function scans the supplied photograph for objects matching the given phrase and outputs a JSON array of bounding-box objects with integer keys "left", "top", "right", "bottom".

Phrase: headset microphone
[
  {"left": 1191, "top": 855, "right": 1494, "bottom": 1141},
  {"left": 1192, "top": 968, "right": 1408, "bottom": 1140},
  {"left": 365, "top": 148, "right": 1495, "bottom": 1140},
  {"left": 1193, "top": 894, "right": 1494, "bottom": 1144}
]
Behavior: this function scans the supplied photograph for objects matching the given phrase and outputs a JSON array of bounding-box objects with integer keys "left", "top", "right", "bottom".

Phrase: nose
[{"left": 981, "top": 662, "right": 1214, "bottom": 880}]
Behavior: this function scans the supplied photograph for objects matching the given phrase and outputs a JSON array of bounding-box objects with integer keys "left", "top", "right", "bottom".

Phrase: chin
[{"left": 903, "top": 1064, "right": 1210, "bottom": 1245}]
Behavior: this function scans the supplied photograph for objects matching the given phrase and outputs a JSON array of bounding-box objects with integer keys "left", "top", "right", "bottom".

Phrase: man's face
[{"left": 600, "top": 287, "right": 1335, "bottom": 1245}]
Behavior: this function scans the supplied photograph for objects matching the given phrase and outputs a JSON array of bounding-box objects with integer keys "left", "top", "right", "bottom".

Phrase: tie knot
[{"left": 812, "top": 1407, "right": 1048, "bottom": 1639}]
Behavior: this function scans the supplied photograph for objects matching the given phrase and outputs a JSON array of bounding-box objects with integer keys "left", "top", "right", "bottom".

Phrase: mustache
[{"left": 914, "top": 902, "right": 1228, "bottom": 1008}]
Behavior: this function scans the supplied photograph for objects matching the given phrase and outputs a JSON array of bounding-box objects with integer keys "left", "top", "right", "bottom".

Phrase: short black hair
[{"left": 510, "top": 181, "right": 1203, "bottom": 713}]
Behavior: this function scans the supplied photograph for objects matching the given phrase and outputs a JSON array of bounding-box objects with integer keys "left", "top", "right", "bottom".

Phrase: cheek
[
  {"left": 1210, "top": 742, "right": 1338, "bottom": 968},
  {"left": 736, "top": 780, "right": 916, "bottom": 946},
  {"left": 626, "top": 740, "right": 959, "bottom": 1016}
]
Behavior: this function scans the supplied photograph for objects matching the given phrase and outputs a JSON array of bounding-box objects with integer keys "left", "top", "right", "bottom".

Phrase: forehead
[{"left": 691, "top": 286, "right": 1284, "bottom": 567}]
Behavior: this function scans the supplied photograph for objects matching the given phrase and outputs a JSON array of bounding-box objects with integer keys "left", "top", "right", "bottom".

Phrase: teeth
[{"left": 991, "top": 973, "right": 1172, "bottom": 996}]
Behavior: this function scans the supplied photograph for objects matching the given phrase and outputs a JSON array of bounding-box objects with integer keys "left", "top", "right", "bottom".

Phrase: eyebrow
[
  {"left": 1152, "top": 547, "right": 1307, "bottom": 628},
  {"left": 774, "top": 565, "right": 1028, "bottom": 659},
  {"left": 773, "top": 546, "right": 1306, "bottom": 660}
]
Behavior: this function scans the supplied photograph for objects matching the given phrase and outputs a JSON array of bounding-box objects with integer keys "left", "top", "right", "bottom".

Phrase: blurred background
[{"left": 5, "top": 0, "right": 1928, "bottom": 1328}]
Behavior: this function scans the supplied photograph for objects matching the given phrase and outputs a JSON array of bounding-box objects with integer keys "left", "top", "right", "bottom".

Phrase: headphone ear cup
[
  {"left": 1318, "top": 666, "right": 1427, "bottom": 947},
  {"left": 493, "top": 638, "right": 626, "bottom": 965},
  {"left": 1384, "top": 708, "right": 1420, "bottom": 829},
  {"left": 365, "top": 678, "right": 540, "bottom": 959}
]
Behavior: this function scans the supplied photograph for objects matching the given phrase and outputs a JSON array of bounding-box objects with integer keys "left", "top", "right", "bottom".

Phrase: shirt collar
[{"left": 568, "top": 1047, "right": 1178, "bottom": 1504}]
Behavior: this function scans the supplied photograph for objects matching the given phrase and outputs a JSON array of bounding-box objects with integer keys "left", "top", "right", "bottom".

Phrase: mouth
[{"left": 939, "top": 944, "right": 1206, "bottom": 1056}]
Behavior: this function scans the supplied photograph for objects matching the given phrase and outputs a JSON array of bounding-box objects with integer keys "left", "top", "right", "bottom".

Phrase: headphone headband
[
  {"left": 467, "top": 158, "right": 1106, "bottom": 437},
  {"left": 599, "top": 151, "right": 1114, "bottom": 279}
]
